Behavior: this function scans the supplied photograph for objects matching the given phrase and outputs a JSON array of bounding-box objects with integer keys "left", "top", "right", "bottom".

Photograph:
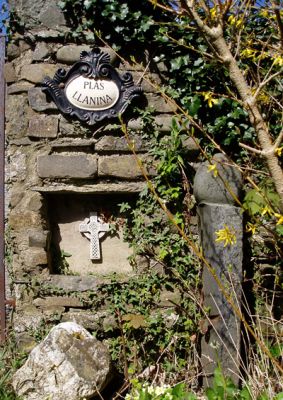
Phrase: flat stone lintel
[
  {"left": 31, "top": 182, "right": 145, "bottom": 194},
  {"left": 37, "top": 275, "right": 131, "bottom": 292}
]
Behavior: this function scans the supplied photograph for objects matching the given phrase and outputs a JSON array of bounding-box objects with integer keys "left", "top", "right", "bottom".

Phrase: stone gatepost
[{"left": 193, "top": 154, "right": 243, "bottom": 385}]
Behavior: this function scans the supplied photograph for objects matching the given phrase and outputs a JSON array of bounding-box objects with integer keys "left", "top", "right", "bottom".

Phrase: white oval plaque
[{"left": 65, "top": 76, "right": 119, "bottom": 111}]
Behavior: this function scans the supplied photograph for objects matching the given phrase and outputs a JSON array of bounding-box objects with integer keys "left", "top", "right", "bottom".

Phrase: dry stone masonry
[{"left": 5, "top": 0, "right": 199, "bottom": 353}]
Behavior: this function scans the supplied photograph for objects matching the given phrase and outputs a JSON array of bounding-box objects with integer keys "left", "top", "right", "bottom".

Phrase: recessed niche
[{"left": 47, "top": 194, "right": 135, "bottom": 277}]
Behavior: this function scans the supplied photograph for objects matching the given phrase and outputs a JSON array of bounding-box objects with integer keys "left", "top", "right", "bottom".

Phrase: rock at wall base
[{"left": 12, "top": 322, "right": 112, "bottom": 400}]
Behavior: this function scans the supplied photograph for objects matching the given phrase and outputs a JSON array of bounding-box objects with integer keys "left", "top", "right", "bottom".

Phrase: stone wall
[{"left": 5, "top": 1, "right": 199, "bottom": 349}]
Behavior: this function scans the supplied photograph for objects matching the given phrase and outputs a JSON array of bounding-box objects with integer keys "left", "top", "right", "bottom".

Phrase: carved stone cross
[{"left": 79, "top": 212, "right": 109, "bottom": 260}]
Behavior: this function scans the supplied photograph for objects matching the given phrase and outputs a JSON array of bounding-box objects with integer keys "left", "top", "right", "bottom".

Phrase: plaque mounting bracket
[{"left": 42, "top": 47, "right": 142, "bottom": 125}]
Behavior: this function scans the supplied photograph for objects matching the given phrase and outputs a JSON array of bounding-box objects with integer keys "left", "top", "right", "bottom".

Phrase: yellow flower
[
  {"left": 228, "top": 15, "right": 243, "bottom": 28},
  {"left": 241, "top": 48, "right": 257, "bottom": 59},
  {"left": 228, "top": 15, "right": 236, "bottom": 25},
  {"left": 274, "top": 213, "right": 283, "bottom": 225},
  {"left": 207, "top": 163, "right": 218, "bottom": 177},
  {"left": 261, "top": 205, "right": 273, "bottom": 217},
  {"left": 203, "top": 92, "right": 219, "bottom": 108},
  {"left": 210, "top": 7, "right": 217, "bottom": 19},
  {"left": 246, "top": 222, "right": 256, "bottom": 235},
  {"left": 215, "top": 224, "right": 237, "bottom": 247},
  {"left": 260, "top": 9, "right": 269, "bottom": 18},
  {"left": 273, "top": 55, "right": 283, "bottom": 66},
  {"left": 275, "top": 146, "right": 283, "bottom": 156}
]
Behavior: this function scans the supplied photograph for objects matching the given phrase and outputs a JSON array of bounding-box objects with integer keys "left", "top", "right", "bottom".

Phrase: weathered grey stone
[
  {"left": 21, "top": 63, "right": 58, "bottom": 83},
  {"left": 59, "top": 117, "right": 76, "bottom": 136},
  {"left": 13, "top": 308, "right": 46, "bottom": 334},
  {"left": 7, "top": 43, "right": 20, "bottom": 60},
  {"left": 40, "top": 275, "right": 99, "bottom": 292},
  {"left": 61, "top": 311, "right": 101, "bottom": 331},
  {"left": 51, "top": 139, "right": 95, "bottom": 149},
  {"left": 37, "top": 154, "right": 98, "bottom": 179},
  {"left": 182, "top": 137, "right": 199, "bottom": 156},
  {"left": 98, "top": 155, "right": 143, "bottom": 179},
  {"left": 4, "top": 63, "right": 17, "bottom": 83},
  {"left": 9, "top": 0, "right": 66, "bottom": 30},
  {"left": 6, "top": 94, "right": 29, "bottom": 139},
  {"left": 12, "top": 322, "right": 111, "bottom": 400},
  {"left": 28, "top": 229, "right": 48, "bottom": 248},
  {"left": 194, "top": 154, "right": 242, "bottom": 205},
  {"left": 146, "top": 93, "right": 177, "bottom": 113},
  {"left": 7, "top": 82, "right": 33, "bottom": 94},
  {"left": 33, "top": 182, "right": 146, "bottom": 194},
  {"left": 28, "top": 87, "right": 57, "bottom": 112},
  {"left": 8, "top": 150, "right": 26, "bottom": 181},
  {"left": 9, "top": 211, "right": 42, "bottom": 230},
  {"left": 39, "top": 3, "right": 66, "bottom": 29},
  {"left": 33, "top": 42, "right": 50, "bottom": 61},
  {"left": 16, "top": 332, "right": 37, "bottom": 353},
  {"left": 57, "top": 45, "right": 117, "bottom": 65},
  {"left": 128, "top": 114, "right": 172, "bottom": 131},
  {"left": 26, "top": 192, "right": 44, "bottom": 212},
  {"left": 28, "top": 115, "right": 58, "bottom": 138},
  {"left": 33, "top": 297, "right": 83, "bottom": 308},
  {"left": 23, "top": 248, "right": 48, "bottom": 266},
  {"left": 198, "top": 203, "right": 243, "bottom": 385},
  {"left": 95, "top": 134, "right": 147, "bottom": 152},
  {"left": 19, "top": 40, "right": 31, "bottom": 53}
]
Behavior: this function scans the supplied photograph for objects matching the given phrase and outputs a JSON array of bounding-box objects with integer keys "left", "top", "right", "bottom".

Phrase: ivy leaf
[
  {"left": 122, "top": 314, "right": 147, "bottom": 329},
  {"left": 276, "top": 225, "right": 283, "bottom": 236},
  {"left": 243, "top": 190, "right": 265, "bottom": 215}
]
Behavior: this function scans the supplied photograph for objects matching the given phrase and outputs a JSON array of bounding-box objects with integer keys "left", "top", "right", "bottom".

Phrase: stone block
[
  {"left": 8, "top": 150, "right": 26, "bottom": 181},
  {"left": 57, "top": 45, "right": 117, "bottom": 65},
  {"left": 23, "top": 249, "right": 48, "bottom": 266},
  {"left": 28, "top": 229, "right": 48, "bottom": 248},
  {"left": 198, "top": 203, "right": 243, "bottom": 384},
  {"left": 4, "top": 63, "right": 17, "bottom": 83},
  {"left": 20, "top": 63, "right": 58, "bottom": 84},
  {"left": 41, "top": 275, "right": 99, "bottom": 292},
  {"left": 26, "top": 192, "right": 44, "bottom": 212},
  {"left": 33, "top": 296, "right": 83, "bottom": 308},
  {"left": 6, "top": 94, "right": 29, "bottom": 139},
  {"left": 16, "top": 332, "right": 37, "bottom": 353},
  {"left": 98, "top": 155, "right": 143, "bottom": 179},
  {"left": 28, "top": 87, "right": 57, "bottom": 112},
  {"left": 8, "top": 82, "right": 33, "bottom": 95},
  {"left": 194, "top": 153, "right": 242, "bottom": 205},
  {"left": 146, "top": 93, "right": 177, "bottom": 113},
  {"left": 128, "top": 114, "right": 172, "bottom": 131},
  {"left": 33, "top": 42, "right": 50, "bottom": 61},
  {"left": 9, "top": 211, "right": 42, "bottom": 230},
  {"left": 28, "top": 115, "right": 58, "bottom": 138},
  {"left": 61, "top": 311, "right": 101, "bottom": 331},
  {"left": 58, "top": 117, "right": 89, "bottom": 137},
  {"left": 37, "top": 154, "right": 98, "bottom": 179},
  {"left": 9, "top": 0, "right": 66, "bottom": 30},
  {"left": 7, "top": 43, "right": 20, "bottom": 60},
  {"left": 95, "top": 134, "right": 147, "bottom": 152},
  {"left": 12, "top": 322, "right": 111, "bottom": 400}
]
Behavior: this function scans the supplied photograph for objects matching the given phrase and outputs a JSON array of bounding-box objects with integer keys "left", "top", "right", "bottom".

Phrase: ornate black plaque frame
[{"left": 42, "top": 48, "right": 142, "bottom": 125}]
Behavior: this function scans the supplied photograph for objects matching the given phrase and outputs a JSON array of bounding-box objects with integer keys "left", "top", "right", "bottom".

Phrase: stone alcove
[{"left": 46, "top": 193, "right": 137, "bottom": 278}]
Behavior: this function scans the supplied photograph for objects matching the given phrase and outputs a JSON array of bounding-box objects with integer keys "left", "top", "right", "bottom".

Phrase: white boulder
[{"left": 12, "top": 321, "right": 111, "bottom": 400}]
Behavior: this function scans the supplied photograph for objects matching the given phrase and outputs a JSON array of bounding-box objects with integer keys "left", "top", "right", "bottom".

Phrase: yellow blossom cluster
[{"left": 215, "top": 224, "right": 237, "bottom": 247}]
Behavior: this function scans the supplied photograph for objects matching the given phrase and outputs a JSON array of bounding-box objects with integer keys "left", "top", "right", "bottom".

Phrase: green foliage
[
  {"left": 0, "top": 338, "right": 26, "bottom": 400},
  {"left": 205, "top": 367, "right": 252, "bottom": 400},
  {"left": 125, "top": 381, "right": 197, "bottom": 400}
]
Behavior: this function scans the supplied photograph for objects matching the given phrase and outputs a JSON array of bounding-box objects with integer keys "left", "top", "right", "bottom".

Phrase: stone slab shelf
[{"left": 32, "top": 183, "right": 145, "bottom": 194}]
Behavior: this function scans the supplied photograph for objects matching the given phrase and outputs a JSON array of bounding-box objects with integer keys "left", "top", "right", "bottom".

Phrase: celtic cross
[{"left": 79, "top": 212, "right": 109, "bottom": 260}]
